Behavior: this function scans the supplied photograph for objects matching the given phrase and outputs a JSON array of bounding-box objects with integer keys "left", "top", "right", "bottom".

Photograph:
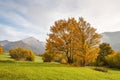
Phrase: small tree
[
  {"left": 9, "top": 47, "right": 35, "bottom": 61},
  {"left": 25, "top": 50, "right": 35, "bottom": 61},
  {"left": 96, "top": 43, "right": 114, "bottom": 66},
  {"left": 0, "top": 45, "right": 4, "bottom": 55}
]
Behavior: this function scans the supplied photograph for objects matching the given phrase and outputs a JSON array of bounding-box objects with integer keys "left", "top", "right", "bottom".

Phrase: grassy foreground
[{"left": 0, "top": 54, "right": 120, "bottom": 80}]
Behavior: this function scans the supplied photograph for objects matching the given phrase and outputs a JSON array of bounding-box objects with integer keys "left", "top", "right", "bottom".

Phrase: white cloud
[
  {"left": 0, "top": 0, "right": 120, "bottom": 41},
  {"left": 0, "top": 24, "right": 47, "bottom": 41}
]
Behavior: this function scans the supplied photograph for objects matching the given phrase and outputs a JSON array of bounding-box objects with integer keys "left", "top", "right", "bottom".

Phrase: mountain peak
[
  {"left": 0, "top": 37, "right": 45, "bottom": 54},
  {"left": 22, "top": 37, "right": 40, "bottom": 44},
  {"left": 25, "top": 37, "right": 37, "bottom": 40},
  {"left": 0, "top": 40, "right": 10, "bottom": 46}
]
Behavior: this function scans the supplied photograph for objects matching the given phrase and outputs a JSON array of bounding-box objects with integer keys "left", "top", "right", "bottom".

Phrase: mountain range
[
  {"left": 0, "top": 31, "right": 120, "bottom": 55},
  {"left": 0, "top": 37, "right": 45, "bottom": 55}
]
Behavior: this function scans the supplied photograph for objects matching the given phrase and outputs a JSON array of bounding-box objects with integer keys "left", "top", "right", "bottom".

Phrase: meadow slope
[{"left": 0, "top": 54, "right": 120, "bottom": 80}]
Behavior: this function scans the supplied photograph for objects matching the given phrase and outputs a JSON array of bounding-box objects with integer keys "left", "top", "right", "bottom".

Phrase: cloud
[
  {"left": 0, "top": 0, "right": 120, "bottom": 41},
  {"left": 0, "top": 24, "right": 25, "bottom": 40},
  {"left": 0, "top": 24, "right": 47, "bottom": 41}
]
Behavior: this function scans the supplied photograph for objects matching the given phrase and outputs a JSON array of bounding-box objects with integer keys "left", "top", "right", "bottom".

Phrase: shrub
[
  {"left": 96, "top": 43, "right": 114, "bottom": 66},
  {"left": 24, "top": 50, "right": 35, "bottom": 61},
  {"left": 0, "top": 45, "right": 4, "bottom": 55},
  {"left": 60, "top": 58, "right": 67, "bottom": 64},
  {"left": 106, "top": 51, "right": 120, "bottom": 68},
  {"left": 94, "top": 67, "right": 108, "bottom": 72},
  {"left": 9, "top": 48, "right": 35, "bottom": 61},
  {"left": 42, "top": 52, "right": 53, "bottom": 62}
]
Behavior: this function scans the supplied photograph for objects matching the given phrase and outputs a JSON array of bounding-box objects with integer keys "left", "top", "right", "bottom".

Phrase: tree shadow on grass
[
  {"left": 0, "top": 60, "right": 15, "bottom": 63},
  {"left": 108, "top": 67, "right": 120, "bottom": 71}
]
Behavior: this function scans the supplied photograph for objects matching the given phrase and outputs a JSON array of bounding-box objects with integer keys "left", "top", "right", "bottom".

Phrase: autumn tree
[
  {"left": 45, "top": 17, "right": 101, "bottom": 66},
  {"left": 46, "top": 18, "right": 78, "bottom": 64},
  {"left": 96, "top": 42, "right": 114, "bottom": 66},
  {"left": 0, "top": 45, "right": 4, "bottom": 55},
  {"left": 9, "top": 47, "right": 35, "bottom": 61},
  {"left": 75, "top": 18, "right": 101, "bottom": 66}
]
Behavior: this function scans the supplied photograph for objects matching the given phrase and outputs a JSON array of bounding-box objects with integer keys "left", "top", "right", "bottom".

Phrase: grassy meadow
[{"left": 0, "top": 54, "right": 120, "bottom": 80}]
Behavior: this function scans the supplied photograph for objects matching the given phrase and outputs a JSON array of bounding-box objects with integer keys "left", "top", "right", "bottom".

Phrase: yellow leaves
[
  {"left": 61, "top": 58, "right": 67, "bottom": 64},
  {"left": 9, "top": 47, "right": 35, "bottom": 61},
  {"left": 87, "top": 47, "right": 99, "bottom": 62},
  {"left": 0, "top": 45, "right": 4, "bottom": 54},
  {"left": 106, "top": 51, "right": 120, "bottom": 68},
  {"left": 46, "top": 17, "right": 101, "bottom": 65}
]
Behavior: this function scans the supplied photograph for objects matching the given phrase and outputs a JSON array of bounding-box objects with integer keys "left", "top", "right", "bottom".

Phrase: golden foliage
[
  {"left": 9, "top": 47, "right": 35, "bottom": 61},
  {"left": 0, "top": 45, "right": 4, "bottom": 55},
  {"left": 42, "top": 51, "right": 53, "bottom": 62},
  {"left": 106, "top": 51, "right": 120, "bottom": 68},
  {"left": 45, "top": 17, "right": 101, "bottom": 66},
  {"left": 60, "top": 58, "right": 67, "bottom": 64}
]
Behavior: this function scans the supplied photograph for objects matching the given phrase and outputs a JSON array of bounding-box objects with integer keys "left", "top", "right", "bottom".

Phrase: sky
[{"left": 0, "top": 0, "right": 120, "bottom": 41}]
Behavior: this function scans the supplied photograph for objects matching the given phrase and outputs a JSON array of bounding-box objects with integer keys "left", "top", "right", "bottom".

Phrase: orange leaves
[
  {"left": 0, "top": 45, "right": 4, "bottom": 55},
  {"left": 45, "top": 17, "right": 101, "bottom": 65},
  {"left": 9, "top": 47, "right": 35, "bottom": 61}
]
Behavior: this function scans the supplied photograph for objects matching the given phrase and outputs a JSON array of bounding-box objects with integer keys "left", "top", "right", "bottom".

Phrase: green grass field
[{"left": 0, "top": 54, "right": 120, "bottom": 80}]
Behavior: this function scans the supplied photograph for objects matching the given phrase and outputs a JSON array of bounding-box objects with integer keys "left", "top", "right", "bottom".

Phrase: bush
[
  {"left": 96, "top": 43, "right": 114, "bottom": 66},
  {"left": 9, "top": 48, "right": 35, "bottom": 61},
  {"left": 94, "top": 67, "right": 108, "bottom": 72},
  {"left": 0, "top": 45, "right": 4, "bottom": 55},
  {"left": 42, "top": 52, "right": 53, "bottom": 62},
  {"left": 60, "top": 58, "right": 67, "bottom": 64},
  {"left": 24, "top": 50, "right": 35, "bottom": 61},
  {"left": 42, "top": 52, "right": 68, "bottom": 63},
  {"left": 106, "top": 51, "right": 120, "bottom": 68}
]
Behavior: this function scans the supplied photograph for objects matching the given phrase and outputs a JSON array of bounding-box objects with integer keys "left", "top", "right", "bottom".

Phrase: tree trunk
[{"left": 82, "top": 57, "right": 86, "bottom": 66}]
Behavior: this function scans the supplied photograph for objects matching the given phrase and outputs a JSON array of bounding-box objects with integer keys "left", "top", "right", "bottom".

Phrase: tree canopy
[{"left": 45, "top": 17, "right": 101, "bottom": 66}]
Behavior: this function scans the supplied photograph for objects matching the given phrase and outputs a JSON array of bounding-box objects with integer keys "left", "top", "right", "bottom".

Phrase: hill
[
  {"left": 0, "top": 37, "right": 45, "bottom": 55},
  {"left": 1, "top": 31, "right": 120, "bottom": 54}
]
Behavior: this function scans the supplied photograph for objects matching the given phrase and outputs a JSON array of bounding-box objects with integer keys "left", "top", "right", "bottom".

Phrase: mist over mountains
[{"left": 0, "top": 37, "right": 45, "bottom": 55}]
